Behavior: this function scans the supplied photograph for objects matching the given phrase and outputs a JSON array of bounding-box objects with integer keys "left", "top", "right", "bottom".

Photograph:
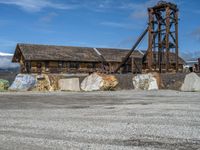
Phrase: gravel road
[{"left": 0, "top": 90, "right": 200, "bottom": 150}]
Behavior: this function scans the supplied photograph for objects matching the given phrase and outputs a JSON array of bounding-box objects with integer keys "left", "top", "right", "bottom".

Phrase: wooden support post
[
  {"left": 147, "top": 8, "right": 154, "bottom": 71},
  {"left": 175, "top": 11, "right": 179, "bottom": 72},
  {"left": 165, "top": 7, "right": 171, "bottom": 72},
  {"left": 131, "top": 57, "right": 135, "bottom": 73},
  {"left": 158, "top": 19, "right": 162, "bottom": 73}
]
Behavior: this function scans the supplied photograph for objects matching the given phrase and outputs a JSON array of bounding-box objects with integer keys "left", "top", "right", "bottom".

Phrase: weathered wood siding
[
  {"left": 19, "top": 59, "right": 143, "bottom": 74},
  {"left": 21, "top": 61, "right": 104, "bottom": 74}
]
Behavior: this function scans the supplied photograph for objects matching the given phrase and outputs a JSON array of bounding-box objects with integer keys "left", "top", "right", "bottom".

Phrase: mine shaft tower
[
  {"left": 146, "top": 1, "right": 179, "bottom": 72},
  {"left": 114, "top": 1, "right": 179, "bottom": 73},
  {"left": 114, "top": 1, "right": 180, "bottom": 73}
]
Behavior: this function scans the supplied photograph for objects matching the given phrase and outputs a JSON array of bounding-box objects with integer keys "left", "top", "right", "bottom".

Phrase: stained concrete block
[
  {"left": 181, "top": 73, "right": 200, "bottom": 92},
  {"left": 132, "top": 73, "right": 159, "bottom": 90},
  {"left": 59, "top": 78, "right": 80, "bottom": 92}
]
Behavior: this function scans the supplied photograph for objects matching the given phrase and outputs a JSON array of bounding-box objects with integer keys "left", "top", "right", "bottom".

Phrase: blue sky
[{"left": 0, "top": 0, "right": 200, "bottom": 58}]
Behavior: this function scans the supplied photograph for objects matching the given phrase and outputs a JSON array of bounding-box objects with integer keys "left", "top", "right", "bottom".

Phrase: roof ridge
[{"left": 17, "top": 43, "right": 141, "bottom": 51}]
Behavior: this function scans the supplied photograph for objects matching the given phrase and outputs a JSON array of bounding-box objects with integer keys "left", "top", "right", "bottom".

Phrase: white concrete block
[
  {"left": 181, "top": 73, "right": 200, "bottom": 92},
  {"left": 59, "top": 78, "right": 80, "bottom": 92}
]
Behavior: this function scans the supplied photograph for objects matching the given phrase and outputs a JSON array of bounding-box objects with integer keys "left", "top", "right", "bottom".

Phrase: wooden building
[{"left": 12, "top": 43, "right": 184, "bottom": 74}]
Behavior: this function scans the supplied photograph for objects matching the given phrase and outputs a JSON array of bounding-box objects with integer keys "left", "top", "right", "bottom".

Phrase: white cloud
[
  {"left": 100, "top": 21, "right": 135, "bottom": 29},
  {"left": 0, "top": 0, "right": 74, "bottom": 12},
  {"left": 0, "top": 0, "right": 182, "bottom": 14},
  {"left": 128, "top": 0, "right": 162, "bottom": 19},
  {"left": 191, "top": 27, "right": 200, "bottom": 41},
  {"left": 181, "top": 51, "right": 200, "bottom": 61},
  {"left": 101, "top": 22, "right": 128, "bottom": 28},
  {"left": 0, "top": 52, "right": 13, "bottom": 56},
  {"left": 120, "top": 0, "right": 178, "bottom": 20},
  {"left": 40, "top": 12, "right": 58, "bottom": 23}
]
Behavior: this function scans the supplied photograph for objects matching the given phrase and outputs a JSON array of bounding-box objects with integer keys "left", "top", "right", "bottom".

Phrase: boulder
[
  {"left": 0, "top": 79, "right": 9, "bottom": 91},
  {"left": 59, "top": 78, "right": 80, "bottom": 92},
  {"left": 132, "top": 73, "right": 159, "bottom": 90},
  {"left": 81, "top": 73, "right": 118, "bottom": 91},
  {"left": 34, "top": 74, "right": 52, "bottom": 92},
  {"left": 31, "top": 74, "right": 62, "bottom": 92},
  {"left": 181, "top": 73, "right": 200, "bottom": 92},
  {"left": 9, "top": 74, "right": 36, "bottom": 91},
  {"left": 48, "top": 75, "right": 62, "bottom": 91}
]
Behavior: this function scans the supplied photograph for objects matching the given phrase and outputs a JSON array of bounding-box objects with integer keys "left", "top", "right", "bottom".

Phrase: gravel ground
[{"left": 0, "top": 90, "right": 200, "bottom": 150}]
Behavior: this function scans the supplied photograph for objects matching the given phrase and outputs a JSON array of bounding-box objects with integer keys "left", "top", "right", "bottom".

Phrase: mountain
[
  {"left": 0, "top": 52, "right": 19, "bottom": 71},
  {"left": 181, "top": 51, "right": 200, "bottom": 61},
  {"left": 0, "top": 52, "right": 19, "bottom": 82}
]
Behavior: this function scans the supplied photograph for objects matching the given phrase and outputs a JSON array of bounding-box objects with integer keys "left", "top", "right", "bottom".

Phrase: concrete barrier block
[
  {"left": 181, "top": 73, "right": 200, "bottom": 92},
  {"left": 59, "top": 78, "right": 80, "bottom": 92}
]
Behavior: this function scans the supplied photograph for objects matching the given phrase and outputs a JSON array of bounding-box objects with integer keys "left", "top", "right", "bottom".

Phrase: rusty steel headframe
[{"left": 146, "top": 1, "right": 179, "bottom": 73}]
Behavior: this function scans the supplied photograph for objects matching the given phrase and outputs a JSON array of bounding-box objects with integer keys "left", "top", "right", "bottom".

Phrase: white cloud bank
[
  {"left": 0, "top": 56, "right": 19, "bottom": 69},
  {"left": 0, "top": 52, "right": 13, "bottom": 56},
  {"left": 0, "top": 0, "right": 74, "bottom": 12}
]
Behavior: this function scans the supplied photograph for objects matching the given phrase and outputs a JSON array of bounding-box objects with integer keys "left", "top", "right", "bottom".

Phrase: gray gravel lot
[{"left": 0, "top": 90, "right": 200, "bottom": 150}]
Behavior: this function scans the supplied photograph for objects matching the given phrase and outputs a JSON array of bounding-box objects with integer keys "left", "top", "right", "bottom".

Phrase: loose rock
[
  {"left": 81, "top": 73, "right": 118, "bottom": 91},
  {"left": 34, "top": 74, "right": 52, "bottom": 92},
  {"left": 48, "top": 75, "right": 61, "bottom": 91},
  {"left": 9, "top": 74, "right": 36, "bottom": 91}
]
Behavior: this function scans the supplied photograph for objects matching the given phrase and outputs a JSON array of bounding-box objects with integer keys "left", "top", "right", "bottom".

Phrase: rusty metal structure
[
  {"left": 114, "top": 28, "right": 148, "bottom": 73},
  {"left": 146, "top": 1, "right": 179, "bottom": 72},
  {"left": 114, "top": 1, "right": 180, "bottom": 73}
]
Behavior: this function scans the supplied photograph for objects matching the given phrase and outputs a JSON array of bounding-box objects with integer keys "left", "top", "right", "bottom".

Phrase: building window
[
  {"left": 37, "top": 62, "right": 42, "bottom": 74},
  {"left": 87, "top": 63, "right": 95, "bottom": 69},
  {"left": 37, "top": 62, "right": 42, "bottom": 68},
  {"left": 45, "top": 62, "right": 49, "bottom": 72},
  {"left": 69, "top": 62, "right": 79, "bottom": 69},
  {"left": 58, "top": 61, "right": 64, "bottom": 68},
  {"left": 45, "top": 61, "right": 49, "bottom": 68}
]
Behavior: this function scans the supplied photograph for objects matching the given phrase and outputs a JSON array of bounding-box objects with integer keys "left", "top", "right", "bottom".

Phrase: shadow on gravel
[
  {"left": 122, "top": 137, "right": 200, "bottom": 150},
  {"left": 67, "top": 106, "right": 90, "bottom": 109}
]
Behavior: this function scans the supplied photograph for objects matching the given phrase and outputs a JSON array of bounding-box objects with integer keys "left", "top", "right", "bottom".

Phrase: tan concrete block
[{"left": 59, "top": 78, "right": 80, "bottom": 92}]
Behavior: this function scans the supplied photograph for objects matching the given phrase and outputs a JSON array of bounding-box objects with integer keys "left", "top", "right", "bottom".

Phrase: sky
[{"left": 0, "top": 0, "right": 200, "bottom": 59}]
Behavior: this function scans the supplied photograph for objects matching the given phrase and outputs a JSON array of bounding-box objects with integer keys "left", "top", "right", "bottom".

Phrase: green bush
[{"left": 0, "top": 79, "right": 10, "bottom": 91}]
